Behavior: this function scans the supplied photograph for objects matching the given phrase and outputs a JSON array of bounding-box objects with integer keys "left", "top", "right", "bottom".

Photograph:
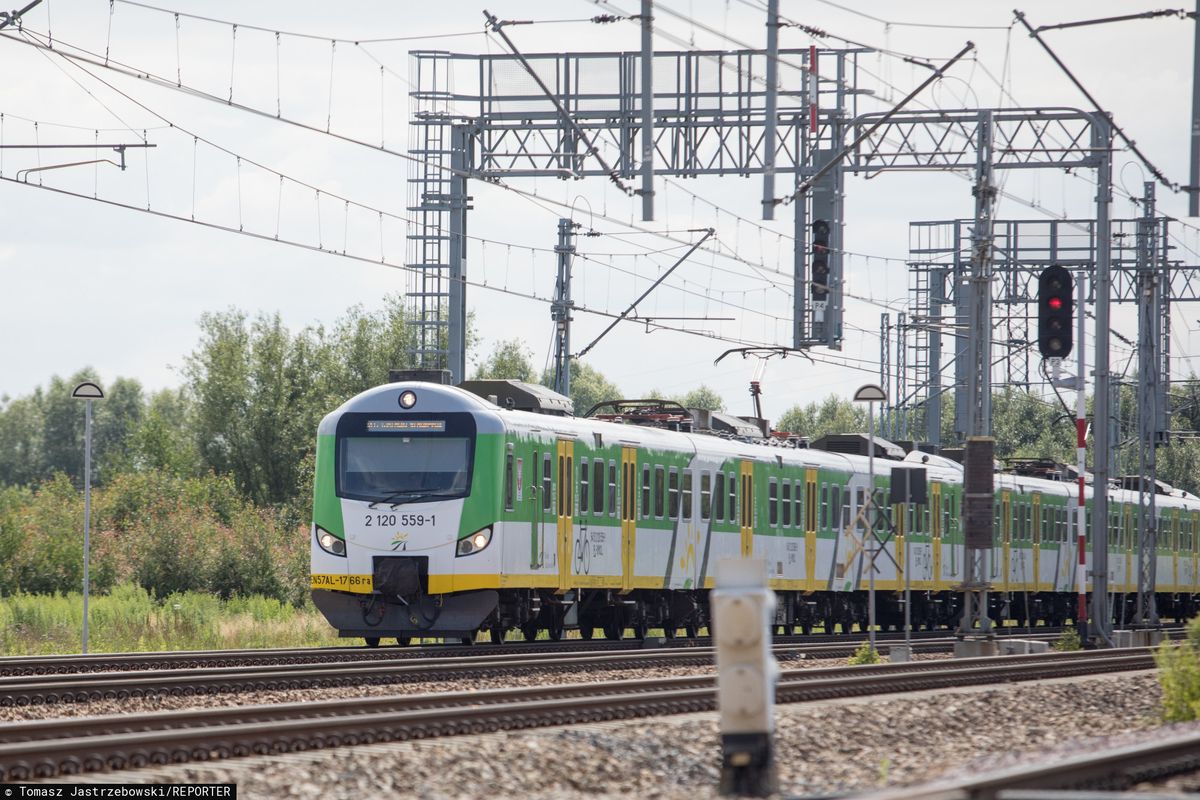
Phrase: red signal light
[{"left": 1047, "top": 296, "right": 1064, "bottom": 310}]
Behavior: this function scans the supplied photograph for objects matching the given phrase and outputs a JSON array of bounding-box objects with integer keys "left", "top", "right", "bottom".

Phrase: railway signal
[
  {"left": 713, "top": 558, "right": 778, "bottom": 797},
  {"left": 811, "top": 219, "right": 830, "bottom": 303},
  {"left": 1037, "top": 265, "right": 1074, "bottom": 358}
]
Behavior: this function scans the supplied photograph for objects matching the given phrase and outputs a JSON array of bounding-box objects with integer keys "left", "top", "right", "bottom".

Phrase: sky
[{"left": 1, "top": 0, "right": 1198, "bottom": 424}]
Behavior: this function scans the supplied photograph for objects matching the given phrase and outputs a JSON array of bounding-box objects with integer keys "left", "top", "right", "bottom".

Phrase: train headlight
[
  {"left": 456, "top": 526, "right": 493, "bottom": 557},
  {"left": 398, "top": 390, "right": 417, "bottom": 409},
  {"left": 316, "top": 526, "right": 346, "bottom": 557}
]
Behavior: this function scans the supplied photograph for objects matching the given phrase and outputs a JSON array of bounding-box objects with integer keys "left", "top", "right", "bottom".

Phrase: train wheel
[
  {"left": 364, "top": 637, "right": 380, "bottom": 648},
  {"left": 632, "top": 622, "right": 648, "bottom": 640},
  {"left": 460, "top": 635, "right": 475, "bottom": 646},
  {"left": 488, "top": 626, "right": 506, "bottom": 644},
  {"left": 685, "top": 623, "right": 699, "bottom": 639},
  {"left": 603, "top": 621, "right": 623, "bottom": 640},
  {"left": 521, "top": 623, "right": 540, "bottom": 642},
  {"left": 663, "top": 624, "right": 676, "bottom": 639},
  {"left": 580, "top": 625, "right": 594, "bottom": 640},
  {"left": 548, "top": 619, "right": 564, "bottom": 641},
  {"left": 395, "top": 636, "right": 411, "bottom": 647}
]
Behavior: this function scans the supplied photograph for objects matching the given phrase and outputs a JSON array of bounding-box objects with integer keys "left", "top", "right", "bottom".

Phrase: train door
[
  {"left": 556, "top": 439, "right": 574, "bottom": 593},
  {"left": 739, "top": 460, "right": 754, "bottom": 557},
  {"left": 805, "top": 468, "right": 817, "bottom": 591},
  {"left": 620, "top": 446, "right": 637, "bottom": 593}
]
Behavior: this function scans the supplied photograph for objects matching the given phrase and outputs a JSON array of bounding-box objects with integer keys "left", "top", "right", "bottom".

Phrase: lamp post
[
  {"left": 853, "top": 384, "right": 887, "bottom": 654},
  {"left": 72, "top": 381, "right": 104, "bottom": 654}
]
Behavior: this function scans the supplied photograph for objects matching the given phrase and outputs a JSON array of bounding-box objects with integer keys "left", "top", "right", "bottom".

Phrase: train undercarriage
[{"left": 334, "top": 586, "right": 1200, "bottom": 646}]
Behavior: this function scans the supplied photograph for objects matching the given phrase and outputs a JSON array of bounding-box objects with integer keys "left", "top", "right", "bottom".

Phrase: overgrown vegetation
[
  {"left": 848, "top": 641, "right": 881, "bottom": 665},
  {"left": 1156, "top": 617, "right": 1200, "bottom": 722},
  {"left": 0, "top": 584, "right": 339, "bottom": 655}
]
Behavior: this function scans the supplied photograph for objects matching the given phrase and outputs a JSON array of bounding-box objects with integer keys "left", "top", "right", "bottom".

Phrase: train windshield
[
  {"left": 335, "top": 412, "right": 476, "bottom": 503},
  {"left": 338, "top": 436, "right": 471, "bottom": 501}
]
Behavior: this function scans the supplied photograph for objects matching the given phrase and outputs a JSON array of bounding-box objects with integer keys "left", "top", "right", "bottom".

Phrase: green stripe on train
[{"left": 313, "top": 433, "right": 344, "bottom": 539}]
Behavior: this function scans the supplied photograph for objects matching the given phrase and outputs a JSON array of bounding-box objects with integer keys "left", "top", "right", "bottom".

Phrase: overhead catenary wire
[
  {"left": 1014, "top": 9, "right": 1193, "bottom": 198},
  {"left": 10, "top": 5, "right": 1194, "bottom": 392},
  {"left": 1, "top": 25, "right": 790, "bottom": 291}
]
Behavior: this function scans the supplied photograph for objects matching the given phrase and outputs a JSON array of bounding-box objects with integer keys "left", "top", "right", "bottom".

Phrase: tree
[
  {"left": 549, "top": 360, "right": 622, "bottom": 416},
  {"left": 0, "top": 391, "right": 44, "bottom": 486},
  {"left": 185, "top": 311, "right": 312, "bottom": 505},
  {"left": 316, "top": 296, "right": 417, "bottom": 397},
  {"left": 127, "top": 388, "right": 200, "bottom": 476},
  {"left": 183, "top": 298, "right": 425, "bottom": 506},
  {"left": 677, "top": 385, "right": 725, "bottom": 412},
  {"left": 775, "top": 395, "right": 865, "bottom": 438},
  {"left": 471, "top": 339, "right": 537, "bottom": 382}
]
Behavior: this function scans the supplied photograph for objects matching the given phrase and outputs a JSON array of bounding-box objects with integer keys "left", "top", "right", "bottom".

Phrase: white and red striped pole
[{"left": 1075, "top": 276, "right": 1088, "bottom": 640}]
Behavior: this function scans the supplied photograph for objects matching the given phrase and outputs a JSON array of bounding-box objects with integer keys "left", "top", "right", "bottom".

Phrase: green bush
[
  {"left": 1052, "top": 628, "right": 1083, "bottom": 651},
  {"left": 0, "top": 470, "right": 309, "bottom": 605},
  {"left": 1156, "top": 616, "right": 1200, "bottom": 722},
  {"left": 848, "top": 641, "right": 881, "bottom": 665}
]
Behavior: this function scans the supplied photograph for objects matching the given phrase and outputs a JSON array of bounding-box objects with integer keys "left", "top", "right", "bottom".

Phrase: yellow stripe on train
[{"left": 310, "top": 573, "right": 374, "bottom": 593}]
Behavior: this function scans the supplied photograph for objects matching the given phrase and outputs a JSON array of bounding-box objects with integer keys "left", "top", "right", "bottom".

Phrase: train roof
[{"left": 323, "top": 382, "right": 1200, "bottom": 511}]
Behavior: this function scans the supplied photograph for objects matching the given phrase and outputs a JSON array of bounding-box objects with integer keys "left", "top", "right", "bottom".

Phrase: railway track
[
  {"left": 0, "top": 625, "right": 1101, "bottom": 677},
  {"left": 0, "top": 648, "right": 1155, "bottom": 781},
  {"left": 856, "top": 724, "right": 1200, "bottom": 799},
  {"left": 0, "top": 638, "right": 958, "bottom": 706}
]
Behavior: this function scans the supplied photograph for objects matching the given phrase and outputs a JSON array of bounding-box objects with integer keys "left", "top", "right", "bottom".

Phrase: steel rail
[
  {"left": 854, "top": 725, "right": 1200, "bottom": 799},
  {"left": 0, "top": 626, "right": 1112, "bottom": 677},
  {"left": 1, "top": 632, "right": 1100, "bottom": 706},
  {"left": 0, "top": 640, "right": 953, "bottom": 706},
  {"left": 0, "top": 649, "right": 1156, "bottom": 781}
]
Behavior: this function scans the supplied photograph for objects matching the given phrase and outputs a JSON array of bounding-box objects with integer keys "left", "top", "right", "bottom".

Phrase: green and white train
[{"left": 310, "top": 379, "right": 1200, "bottom": 644}]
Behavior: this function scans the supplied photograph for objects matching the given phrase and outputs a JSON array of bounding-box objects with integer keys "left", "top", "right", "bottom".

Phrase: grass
[{"left": 0, "top": 583, "right": 341, "bottom": 655}]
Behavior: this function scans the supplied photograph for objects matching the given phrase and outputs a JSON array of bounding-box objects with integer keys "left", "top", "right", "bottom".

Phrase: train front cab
[{"left": 310, "top": 383, "right": 505, "bottom": 643}]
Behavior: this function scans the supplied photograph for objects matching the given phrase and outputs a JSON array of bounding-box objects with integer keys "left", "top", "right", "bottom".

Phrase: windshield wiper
[{"left": 368, "top": 490, "right": 461, "bottom": 509}]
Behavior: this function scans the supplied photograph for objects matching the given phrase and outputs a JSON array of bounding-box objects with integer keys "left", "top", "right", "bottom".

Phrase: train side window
[
  {"left": 820, "top": 485, "right": 829, "bottom": 530},
  {"left": 579, "top": 458, "right": 590, "bottom": 515},
  {"left": 794, "top": 480, "right": 803, "bottom": 530},
  {"left": 768, "top": 478, "right": 779, "bottom": 526},
  {"left": 782, "top": 481, "right": 792, "bottom": 527},
  {"left": 740, "top": 472, "right": 754, "bottom": 528},
  {"left": 504, "top": 452, "right": 514, "bottom": 512},
  {"left": 714, "top": 472, "right": 725, "bottom": 521},
  {"left": 701, "top": 472, "right": 712, "bottom": 520},
  {"left": 830, "top": 486, "right": 842, "bottom": 532},
  {"left": 729, "top": 472, "right": 738, "bottom": 524},
  {"left": 608, "top": 461, "right": 617, "bottom": 516},
  {"left": 557, "top": 454, "right": 565, "bottom": 516},
  {"left": 594, "top": 459, "right": 605, "bottom": 515},
  {"left": 542, "top": 453, "right": 553, "bottom": 512},
  {"left": 682, "top": 470, "right": 693, "bottom": 521},
  {"left": 655, "top": 466, "right": 666, "bottom": 519},
  {"left": 668, "top": 468, "right": 680, "bottom": 520},
  {"left": 642, "top": 464, "right": 652, "bottom": 519}
]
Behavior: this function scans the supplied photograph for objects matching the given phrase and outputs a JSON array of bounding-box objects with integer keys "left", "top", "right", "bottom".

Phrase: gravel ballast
[
  {"left": 62, "top": 670, "right": 1166, "bottom": 799},
  {"left": 1, "top": 654, "right": 946, "bottom": 722}
]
